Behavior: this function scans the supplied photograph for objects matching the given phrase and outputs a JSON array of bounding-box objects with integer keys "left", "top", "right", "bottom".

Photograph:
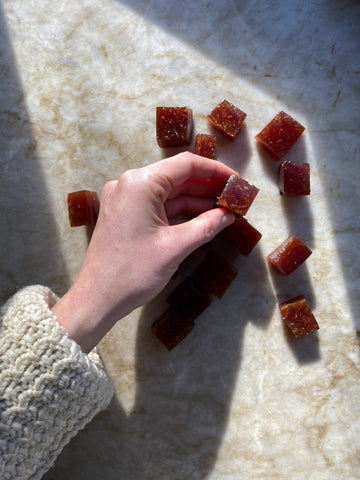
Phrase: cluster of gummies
[
  {"left": 151, "top": 101, "right": 318, "bottom": 349},
  {"left": 66, "top": 100, "right": 318, "bottom": 350}
]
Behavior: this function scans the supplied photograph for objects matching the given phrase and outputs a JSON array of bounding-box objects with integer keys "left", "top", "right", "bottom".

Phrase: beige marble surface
[{"left": 1, "top": 0, "right": 359, "bottom": 479}]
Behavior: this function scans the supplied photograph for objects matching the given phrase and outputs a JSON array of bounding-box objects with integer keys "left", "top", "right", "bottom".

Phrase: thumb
[{"left": 171, "top": 208, "right": 235, "bottom": 259}]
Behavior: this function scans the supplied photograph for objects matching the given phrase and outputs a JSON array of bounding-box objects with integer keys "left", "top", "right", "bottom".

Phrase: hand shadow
[{"left": 44, "top": 244, "right": 275, "bottom": 480}]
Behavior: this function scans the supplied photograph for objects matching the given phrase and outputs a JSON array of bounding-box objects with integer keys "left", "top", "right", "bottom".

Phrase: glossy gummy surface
[
  {"left": 255, "top": 111, "right": 305, "bottom": 160},
  {"left": 208, "top": 100, "right": 246, "bottom": 140},
  {"left": 279, "top": 295, "right": 319, "bottom": 337},
  {"left": 216, "top": 174, "right": 259, "bottom": 216},
  {"left": 220, "top": 216, "right": 262, "bottom": 256},
  {"left": 156, "top": 106, "right": 193, "bottom": 147},
  {"left": 194, "top": 133, "right": 216, "bottom": 159},
  {"left": 267, "top": 235, "right": 312, "bottom": 276},
  {"left": 67, "top": 190, "right": 100, "bottom": 227},
  {"left": 279, "top": 161, "right": 310, "bottom": 195}
]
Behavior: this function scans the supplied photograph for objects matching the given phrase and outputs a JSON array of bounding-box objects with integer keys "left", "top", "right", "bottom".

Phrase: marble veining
[{"left": 0, "top": 0, "right": 359, "bottom": 479}]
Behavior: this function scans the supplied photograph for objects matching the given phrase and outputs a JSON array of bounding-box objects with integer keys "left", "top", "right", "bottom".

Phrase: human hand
[{"left": 52, "top": 152, "right": 237, "bottom": 352}]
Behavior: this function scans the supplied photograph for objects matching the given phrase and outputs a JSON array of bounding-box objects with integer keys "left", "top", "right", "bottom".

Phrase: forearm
[{"left": 51, "top": 242, "right": 140, "bottom": 353}]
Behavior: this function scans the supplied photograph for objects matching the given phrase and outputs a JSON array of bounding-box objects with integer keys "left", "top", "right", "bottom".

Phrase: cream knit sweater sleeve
[{"left": 0, "top": 285, "right": 115, "bottom": 480}]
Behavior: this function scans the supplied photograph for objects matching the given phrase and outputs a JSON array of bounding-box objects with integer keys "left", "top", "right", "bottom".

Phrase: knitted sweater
[{"left": 0, "top": 285, "right": 114, "bottom": 480}]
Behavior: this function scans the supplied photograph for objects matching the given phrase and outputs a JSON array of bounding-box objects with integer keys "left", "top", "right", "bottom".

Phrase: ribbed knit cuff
[{"left": 0, "top": 285, "right": 114, "bottom": 480}]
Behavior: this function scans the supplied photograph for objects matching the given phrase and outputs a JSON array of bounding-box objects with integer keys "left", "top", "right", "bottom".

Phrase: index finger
[{"left": 149, "top": 151, "right": 238, "bottom": 188}]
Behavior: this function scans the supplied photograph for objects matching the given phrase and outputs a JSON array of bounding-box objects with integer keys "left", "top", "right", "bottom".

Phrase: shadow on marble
[
  {"left": 256, "top": 134, "right": 314, "bottom": 248},
  {"left": 116, "top": 0, "right": 360, "bottom": 335},
  {"left": 128, "top": 251, "right": 274, "bottom": 479},
  {"left": 0, "top": 3, "right": 70, "bottom": 303},
  {"left": 86, "top": 224, "right": 96, "bottom": 244},
  {"left": 256, "top": 142, "right": 283, "bottom": 186},
  {"left": 282, "top": 317, "right": 320, "bottom": 365},
  {"left": 126, "top": 244, "right": 274, "bottom": 479},
  {"left": 44, "top": 243, "right": 275, "bottom": 480},
  {"left": 280, "top": 196, "right": 314, "bottom": 248},
  {"left": 269, "top": 263, "right": 320, "bottom": 364},
  {"left": 209, "top": 124, "right": 252, "bottom": 175}
]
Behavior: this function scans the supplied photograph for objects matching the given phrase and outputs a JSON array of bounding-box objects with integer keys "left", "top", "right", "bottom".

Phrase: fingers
[
  {"left": 168, "top": 207, "right": 235, "bottom": 258},
  {"left": 165, "top": 195, "right": 216, "bottom": 219},
  {"left": 167, "top": 178, "right": 225, "bottom": 200},
  {"left": 149, "top": 152, "right": 237, "bottom": 194}
]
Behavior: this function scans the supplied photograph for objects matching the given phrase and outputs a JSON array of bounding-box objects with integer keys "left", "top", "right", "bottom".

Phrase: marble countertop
[{"left": 1, "top": 0, "right": 359, "bottom": 479}]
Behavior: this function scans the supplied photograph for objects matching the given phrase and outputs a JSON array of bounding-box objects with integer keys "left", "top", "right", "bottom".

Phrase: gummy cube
[
  {"left": 279, "top": 295, "right": 319, "bottom": 337},
  {"left": 220, "top": 216, "right": 262, "bottom": 256},
  {"left": 151, "top": 309, "right": 195, "bottom": 351},
  {"left": 216, "top": 174, "right": 259, "bottom": 216},
  {"left": 156, "top": 106, "right": 193, "bottom": 147},
  {"left": 192, "top": 250, "right": 238, "bottom": 299},
  {"left": 255, "top": 111, "right": 305, "bottom": 160},
  {"left": 208, "top": 100, "right": 246, "bottom": 140},
  {"left": 279, "top": 161, "right": 310, "bottom": 195},
  {"left": 267, "top": 235, "right": 312, "bottom": 276},
  {"left": 166, "top": 277, "right": 211, "bottom": 323},
  {"left": 194, "top": 133, "right": 216, "bottom": 159},
  {"left": 67, "top": 190, "right": 100, "bottom": 227}
]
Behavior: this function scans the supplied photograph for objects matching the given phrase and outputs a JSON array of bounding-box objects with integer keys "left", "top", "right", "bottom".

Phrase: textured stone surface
[{"left": 1, "top": 0, "right": 359, "bottom": 479}]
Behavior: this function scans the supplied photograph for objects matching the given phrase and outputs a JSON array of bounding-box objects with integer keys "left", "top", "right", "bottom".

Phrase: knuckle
[
  {"left": 118, "top": 167, "right": 153, "bottom": 189},
  {"left": 202, "top": 215, "right": 216, "bottom": 240},
  {"left": 118, "top": 168, "right": 136, "bottom": 185},
  {"left": 101, "top": 180, "right": 116, "bottom": 198},
  {"left": 181, "top": 151, "right": 194, "bottom": 162}
]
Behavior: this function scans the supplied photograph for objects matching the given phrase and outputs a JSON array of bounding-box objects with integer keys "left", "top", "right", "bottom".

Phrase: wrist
[{"left": 51, "top": 279, "right": 130, "bottom": 353}]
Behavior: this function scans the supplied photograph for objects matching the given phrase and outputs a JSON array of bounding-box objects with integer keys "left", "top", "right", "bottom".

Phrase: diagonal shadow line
[
  {"left": 44, "top": 245, "right": 276, "bottom": 480},
  {"left": 0, "top": 2, "right": 70, "bottom": 303}
]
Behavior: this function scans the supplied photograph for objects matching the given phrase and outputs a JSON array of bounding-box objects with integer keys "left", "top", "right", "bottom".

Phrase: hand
[{"left": 52, "top": 152, "right": 237, "bottom": 352}]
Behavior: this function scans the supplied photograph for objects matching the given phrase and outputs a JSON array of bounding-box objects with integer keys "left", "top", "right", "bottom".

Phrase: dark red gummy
[
  {"left": 279, "top": 295, "right": 319, "bottom": 337},
  {"left": 67, "top": 190, "right": 100, "bottom": 227},
  {"left": 208, "top": 100, "right": 246, "bottom": 140},
  {"left": 216, "top": 174, "right": 259, "bottom": 216},
  {"left": 267, "top": 235, "right": 312, "bottom": 276},
  {"left": 166, "top": 277, "right": 211, "bottom": 323},
  {"left": 156, "top": 106, "right": 193, "bottom": 147},
  {"left": 170, "top": 244, "right": 209, "bottom": 281},
  {"left": 192, "top": 250, "right": 238, "bottom": 299},
  {"left": 151, "top": 309, "right": 195, "bottom": 351},
  {"left": 220, "top": 216, "right": 262, "bottom": 256},
  {"left": 255, "top": 111, "right": 305, "bottom": 160},
  {"left": 279, "top": 161, "right": 310, "bottom": 195},
  {"left": 194, "top": 133, "right": 216, "bottom": 159}
]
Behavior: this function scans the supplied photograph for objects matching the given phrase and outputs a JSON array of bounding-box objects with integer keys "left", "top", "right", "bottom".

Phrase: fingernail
[{"left": 221, "top": 210, "right": 235, "bottom": 226}]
